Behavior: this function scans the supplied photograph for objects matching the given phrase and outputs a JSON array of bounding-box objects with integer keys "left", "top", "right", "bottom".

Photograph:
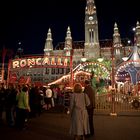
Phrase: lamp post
[
  {"left": 70, "top": 49, "right": 74, "bottom": 87},
  {"left": 111, "top": 45, "right": 115, "bottom": 89},
  {"left": 1, "top": 61, "right": 5, "bottom": 83},
  {"left": 1, "top": 47, "right": 7, "bottom": 84},
  {"left": 7, "top": 59, "right": 12, "bottom": 88},
  {"left": 81, "top": 51, "right": 87, "bottom": 63},
  {"left": 97, "top": 48, "right": 104, "bottom": 62},
  {"left": 110, "top": 44, "right": 117, "bottom": 116}
]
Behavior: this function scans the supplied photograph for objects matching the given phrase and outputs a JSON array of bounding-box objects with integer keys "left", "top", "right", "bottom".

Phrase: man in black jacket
[{"left": 84, "top": 80, "right": 95, "bottom": 136}]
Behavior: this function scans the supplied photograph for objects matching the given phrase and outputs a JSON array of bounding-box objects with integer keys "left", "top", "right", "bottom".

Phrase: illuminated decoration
[
  {"left": 64, "top": 58, "right": 68, "bottom": 66},
  {"left": 57, "top": 57, "right": 62, "bottom": 65},
  {"left": 76, "top": 62, "right": 110, "bottom": 79},
  {"left": 89, "top": 16, "right": 93, "bottom": 20},
  {"left": 51, "top": 57, "right": 56, "bottom": 65},
  {"left": 97, "top": 57, "right": 104, "bottom": 62},
  {"left": 48, "top": 74, "right": 70, "bottom": 86},
  {"left": 122, "top": 57, "right": 128, "bottom": 61},
  {"left": 47, "top": 61, "right": 110, "bottom": 87},
  {"left": 81, "top": 57, "right": 87, "bottom": 62},
  {"left": 116, "top": 60, "right": 140, "bottom": 84},
  {"left": 116, "top": 43, "right": 140, "bottom": 84},
  {"left": 48, "top": 70, "right": 91, "bottom": 86},
  {"left": 12, "top": 56, "right": 70, "bottom": 69},
  {"left": 9, "top": 73, "right": 17, "bottom": 83}
]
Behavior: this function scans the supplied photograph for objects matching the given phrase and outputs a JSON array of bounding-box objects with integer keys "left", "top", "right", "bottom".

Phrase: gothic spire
[
  {"left": 64, "top": 26, "right": 72, "bottom": 50},
  {"left": 86, "top": 0, "right": 96, "bottom": 16},
  {"left": 84, "top": 0, "right": 99, "bottom": 59},
  {"left": 44, "top": 28, "right": 53, "bottom": 55},
  {"left": 113, "top": 22, "right": 121, "bottom": 45},
  {"left": 65, "top": 26, "right": 72, "bottom": 40},
  {"left": 47, "top": 28, "right": 52, "bottom": 40},
  {"left": 113, "top": 22, "right": 122, "bottom": 63},
  {"left": 114, "top": 23, "right": 119, "bottom": 34},
  {"left": 135, "top": 21, "right": 140, "bottom": 46}
]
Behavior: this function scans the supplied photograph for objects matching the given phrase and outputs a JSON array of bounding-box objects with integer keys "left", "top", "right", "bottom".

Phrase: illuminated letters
[
  {"left": 42, "top": 57, "right": 50, "bottom": 65},
  {"left": 36, "top": 58, "right": 42, "bottom": 65},
  {"left": 13, "top": 61, "right": 19, "bottom": 68},
  {"left": 12, "top": 56, "right": 70, "bottom": 69},
  {"left": 27, "top": 58, "right": 36, "bottom": 66},
  {"left": 20, "top": 59, "right": 26, "bottom": 68}
]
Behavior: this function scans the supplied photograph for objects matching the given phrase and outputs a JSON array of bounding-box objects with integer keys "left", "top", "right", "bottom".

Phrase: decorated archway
[
  {"left": 48, "top": 61, "right": 111, "bottom": 94},
  {"left": 75, "top": 61, "right": 110, "bottom": 80},
  {"left": 116, "top": 60, "right": 140, "bottom": 85}
]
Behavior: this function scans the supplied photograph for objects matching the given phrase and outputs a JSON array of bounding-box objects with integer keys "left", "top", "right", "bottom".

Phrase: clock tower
[{"left": 84, "top": 0, "right": 100, "bottom": 59}]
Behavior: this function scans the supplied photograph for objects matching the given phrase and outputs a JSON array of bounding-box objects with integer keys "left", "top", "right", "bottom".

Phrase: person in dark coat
[
  {"left": 0, "top": 83, "right": 6, "bottom": 124},
  {"left": 5, "top": 84, "right": 17, "bottom": 127},
  {"left": 84, "top": 80, "right": 95, "bottom": 137}
]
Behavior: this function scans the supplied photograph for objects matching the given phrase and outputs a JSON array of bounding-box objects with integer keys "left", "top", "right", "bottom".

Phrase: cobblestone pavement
[{"left": 0, "top": 107, "right": 140, "bottom": 140}]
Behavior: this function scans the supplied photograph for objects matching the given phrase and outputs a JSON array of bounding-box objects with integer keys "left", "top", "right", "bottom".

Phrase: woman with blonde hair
[{"left": 69, "top": 83, "right": 90, "bottom": 140}]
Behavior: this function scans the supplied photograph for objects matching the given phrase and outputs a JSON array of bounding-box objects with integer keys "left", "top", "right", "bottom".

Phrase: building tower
[
  {"left": 64, "top": 26, "right": 72, "bottom": 56},
  {"left": 44, "top": 28, "right": 53, "bottom": 55},
  {"left": 113, "top": 22, "right": 122, "bottom": 65},
  {"left": 84, "top": 0, "right": 100, "bottom": 59},
  {"left": 135, "top": 21, "right": 140, "bottom": 46}
]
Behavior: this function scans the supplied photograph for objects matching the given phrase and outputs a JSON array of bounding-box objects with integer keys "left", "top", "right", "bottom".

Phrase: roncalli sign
[{"left": 11, "top": 56, "right": 70, "bottom": 69}]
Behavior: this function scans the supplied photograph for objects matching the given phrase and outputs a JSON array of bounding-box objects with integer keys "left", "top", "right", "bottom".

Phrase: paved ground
[{"left": 0, "top": 106, "right": 140, "bottom": 140}]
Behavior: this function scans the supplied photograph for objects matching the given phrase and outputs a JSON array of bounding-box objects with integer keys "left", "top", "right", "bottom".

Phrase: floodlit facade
[{"left": 8, "top": 0, "right": 140, "bottom": 86}]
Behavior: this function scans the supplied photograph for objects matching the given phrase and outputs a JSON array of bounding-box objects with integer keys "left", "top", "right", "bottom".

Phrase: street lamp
[
  {"left": 70, "top": 49, "right": 74, "bottom": 87},
  {"left": 97, "top": 57, "right": 104, "bottom": 62},
  {"left": 111, "top": 45, "right": 115, "bottom": 89},
  {"left": 132, "top": 27, "right": 136, "bottom": 45},
  {"left": 132, "top": 27, "right": 136, "bottom": 32},
  {"left": 7, "top": 59, "right": 12, "bottom": 87},
  {"left": 110, "top": 45, "right": 117, "bottom": 116},
  {"left": 97, "top": 48, "right": 104, "bottom": 62},
  {"left": 81, "top": 57, "right": 87, "bottom": 62},
  {"left": 1, "top": 47, "right": 7, "bottom": 84},
  {"left": 81, "top": 50, "right": 87, "bottom": 62},
  {"left": 127, "top": 40, "right": 131, "bottom": 44}
]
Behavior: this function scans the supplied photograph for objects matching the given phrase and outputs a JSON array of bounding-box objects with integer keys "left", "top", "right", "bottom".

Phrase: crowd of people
[
  {"left": 0, "top": 83, "right": 65, "bottom": 130},
  {"left": 0, "top": 73, "right": 96, "bottom": 140}
]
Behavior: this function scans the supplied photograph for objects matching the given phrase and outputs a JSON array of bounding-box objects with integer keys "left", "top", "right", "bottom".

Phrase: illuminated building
[{"left": 8, "top": 0, "right": 140, "bottom": 86}]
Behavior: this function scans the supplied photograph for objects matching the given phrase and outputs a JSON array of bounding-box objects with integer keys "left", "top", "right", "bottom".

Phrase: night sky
[{"left": 0, "top": 0, "right": 139, "bottom": 56}]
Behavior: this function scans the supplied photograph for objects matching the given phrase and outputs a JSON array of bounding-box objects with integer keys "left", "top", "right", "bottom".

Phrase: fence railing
[
  {"left": 94, "top": 91, "right": 140, "bottom": 116},
  {"left": 63, "top": 90, "right": 140, "bottom": 116}
]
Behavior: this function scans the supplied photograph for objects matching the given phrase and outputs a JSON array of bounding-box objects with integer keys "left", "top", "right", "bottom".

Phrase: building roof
[
  {"left": 127, "top": 45, "right": 140, "bottom": 61},
  {"left": 55, "top": 38, "right": 130, "bottom": 50}
]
